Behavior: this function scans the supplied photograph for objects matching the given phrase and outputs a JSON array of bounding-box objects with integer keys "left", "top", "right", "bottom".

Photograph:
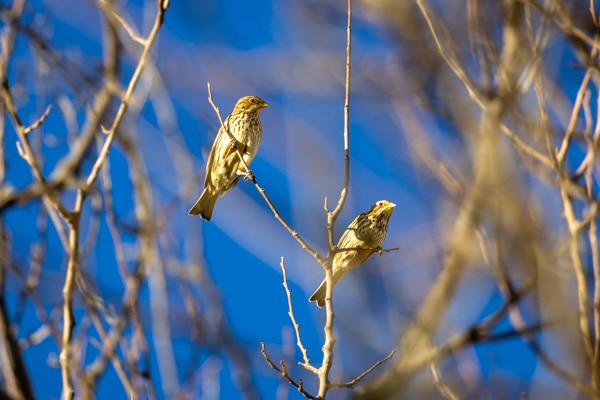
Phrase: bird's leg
[
  {"left": 374, "top": 246, "right": 383, "bottom": 256},
  {"left": 234, "top": 164, "right": 255, "bottom": 182}
]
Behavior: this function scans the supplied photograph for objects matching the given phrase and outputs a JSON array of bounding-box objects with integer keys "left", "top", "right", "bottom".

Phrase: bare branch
[
  {"left": 99, "top": 0, "right": 145, "bottom": 45},
  {"left": 23, "top": 105, "right": 52, "bottom": 135},
  {"left": 279, "top": 258, "right": 318, "bottom": 374},
  {"left": 330, "top": 349, "right": 396, "bottom": 389},
  {"left": 83, "top": 1, "right": 168, "bottom": 194},
  {"left": 261, "top": 343, "right": 316, "bottom": 400},
  {"left": 316, "top": 1, "right": 354, "bottom": 398},
  {"left": 429, "top": 363, "right": 459, "bottom": 400}
]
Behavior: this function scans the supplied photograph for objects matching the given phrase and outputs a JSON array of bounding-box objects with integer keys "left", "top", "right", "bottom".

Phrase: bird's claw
[
  {"left": 375, "top": 246, "right": 383, "bottom": 255},
  {"left": 244, "top": 170, "right": 255, "bottom": 182}
]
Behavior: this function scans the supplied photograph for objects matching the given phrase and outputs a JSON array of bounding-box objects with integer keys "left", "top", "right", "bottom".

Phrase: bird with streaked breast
[
  {"left": 189, "top": 95, "right": 268, "bottom": 221},
  {"left": 310, "top": 200, "right": 396, "bottom": 307}
]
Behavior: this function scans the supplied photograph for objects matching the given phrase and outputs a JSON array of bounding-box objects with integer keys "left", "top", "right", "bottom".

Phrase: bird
[
  {"left": 309, "top": 200, "right": 395, "bottom": 307},
  {"left": 189, "top": 95, "right": 269, "bottom": 220}
]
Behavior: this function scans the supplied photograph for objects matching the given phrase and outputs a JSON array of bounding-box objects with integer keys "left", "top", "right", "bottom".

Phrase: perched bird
[
  {"left": 309, "top": 200, "right": 395, "bottom": 307},
  {"left": 189, "top": 96, "right": 269, "bottom": 220}
]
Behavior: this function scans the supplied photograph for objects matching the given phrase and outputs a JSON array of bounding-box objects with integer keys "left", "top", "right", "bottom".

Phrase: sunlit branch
[
  {"left": 317, "top": 1, "right": 353, "bottom": 398},
  {"left": 329, "top": 350, "right": 396, "bottom": 389},
  {"left": 261, "top": 343, "right": 316, "bottom": 400},
  {"left": 279, "top": 258, "right": 317, "bottom": 373}
]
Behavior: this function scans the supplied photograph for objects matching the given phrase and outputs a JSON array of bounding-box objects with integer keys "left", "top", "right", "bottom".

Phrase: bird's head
[
  {"left": 370, "top": 200, "right": 396, "bottom": 220},
  {"left": 233, "top": 96, "right": 269, "bottom": 114}
]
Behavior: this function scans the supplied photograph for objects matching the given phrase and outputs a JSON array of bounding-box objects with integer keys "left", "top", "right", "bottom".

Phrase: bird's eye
[{"left": 250, "top": 98, "right": 257, "bottom": 104}]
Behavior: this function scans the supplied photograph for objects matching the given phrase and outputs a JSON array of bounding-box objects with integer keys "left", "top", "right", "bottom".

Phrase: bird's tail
[
  {"left": 188, "top": 189, "right": 218, "bottom": 221},
  {"left": 309, "top": 280, "right": 327, "bottom": 308}
]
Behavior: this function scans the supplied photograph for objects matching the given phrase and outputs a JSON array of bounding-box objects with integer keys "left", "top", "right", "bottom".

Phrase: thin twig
[
  {"left": 99, "top": 0, "right": 145, "bottom": 45},
  {"left": 261, "top": 343, "right": 316, "bottom": 399},
  {"left": 279, "top": 258, "right": 318, "bottom": 374},
  {"left": 429, "top": 363, "right": 459, "bottom": 400},
  {"left": 415, "top": 0, "right": 484, "bottom": 109},
  {"left": 330, "top": 349, "right": 396, "bottom": 389},
  {"left": 83, "top": 1, "right": 168, "bottom": 193},
  {"left": 23, "top": 105, "right": 52, "bottom": 135},
  {"left": 327, "top": 0, "right": 353, "bottom": 222},
  {"left": 1, "top": 80, "right": 71, "bottom": 219},
  {"left": 418, "top": 0, "right": 553, "bottom": 170},
  {"left": 557, "top": 69, "right": 592, "bottom": 164}
]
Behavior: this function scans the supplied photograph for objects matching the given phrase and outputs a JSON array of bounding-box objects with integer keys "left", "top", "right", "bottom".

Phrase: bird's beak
[
  {"left": 386, "top": 202, "right": 396, "bottom": 209},
  {"left": 261, "top": 101, "right": 269, "bottom": 109}
]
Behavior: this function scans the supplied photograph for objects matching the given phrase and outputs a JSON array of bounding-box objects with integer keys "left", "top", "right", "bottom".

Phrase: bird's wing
[
  {"left": 204, "top": 123, "right": 248, "bottom": 192},
  {"left": 334, "top": 211, "right": 375, "bottom": 270}
]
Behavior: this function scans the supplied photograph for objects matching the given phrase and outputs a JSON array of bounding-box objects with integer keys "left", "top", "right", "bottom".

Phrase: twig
[
  {"left": 99, "top": 0, "right": 145, "bottom": 45},
  {"left": 23, "top": 105, "right": 52, "bottom": 135},
  {"left": 499, "top": 122, "right": 553, "bottom": 168},
  {"left": 415, "top": 0, "right": 484, "bottom": 109},
  {"left": 62, "top": 3, "right": 168, "bottom": 398},
  {"left": 557, "top": 69, "right": 592, "bottom": 164},
  {"left": 317, "top": 1, "right": 353, "bottom": 398},
  {"left": 279, "top": 258, "right": 318, "bottom": 373},
  {"left": 261, "top": 343, "right": 316, "bottom": 399},
  {"left": 418, "top": 0, "right": 553, "bottom": 170},
  {"left": 330, "top": 349, "right": 396, "bottom": 389},
  {"left": 1, "top": 80, "right": 71, "bottom": 219},
  {"left": 83, "top": 0, "right": 168, "bottom": 194},
  {"left": 326, "top": 0, "right": 352, "bottom": 222},
  {"left": 0, "top": 225, "right": 35, "bottom": 400},
  {"left": 429, "top": 363, "right": 459, "bottom": 400},
  {"left": 560, "top": 186, "right": 594, "bottom": 360}
]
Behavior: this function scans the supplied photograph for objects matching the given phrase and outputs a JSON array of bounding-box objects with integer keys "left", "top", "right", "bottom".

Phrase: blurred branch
[
  {"left": 22, "top": 105, "right": 52, "bottom": 135},
  {"left": 0, "top": 225, "right": 34, "bottom": 400},
  {"left": 100, "top": 0, "right": 145, "bottom": 45},
  {"left": 0, "top": 79, "right": 71, "bottom": 219},
  {"left": 551, "top": 50, "right": 596, "bottom": 371},
  {"left": 2, "top": 0, "right": 172, "bottom": 397},
  {"left": 60, "top": 190, "right": 82, "bottom": 400},
  {"left": 357, "top": 0, "right": 529, "bottom": 397},
  {"left": 415, "top": 0, "right": 483, "bottom": 109},
  {"left": 83, "top": 0, "right": 168, "bottom": 195},
  {"left": 429, "top": 363, "right": 459, "bottom": 400}
]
